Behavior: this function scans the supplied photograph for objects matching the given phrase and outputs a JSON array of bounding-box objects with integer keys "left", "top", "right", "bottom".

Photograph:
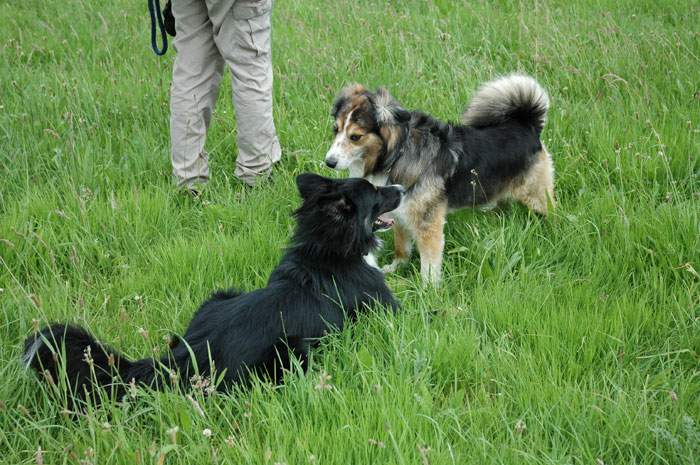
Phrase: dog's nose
[{"left": 325, "top": 158, "right": 338, "bottom": 169}]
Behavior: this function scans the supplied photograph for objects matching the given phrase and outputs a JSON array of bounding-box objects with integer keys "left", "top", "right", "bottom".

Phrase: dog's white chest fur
[
  {"left": 348, "top": 162, "right": 364, "bottom": 179},
  {"left": 365, "top": 172, "right": 389, "bottom": 187},
  {"left": 350, "top": 162, "right": 389, "bottom": 187}
]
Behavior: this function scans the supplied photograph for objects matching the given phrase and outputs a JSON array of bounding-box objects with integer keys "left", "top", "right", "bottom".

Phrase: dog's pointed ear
[
  {"left": 373, "top": 87, "right": 410, "bottom": 126},
  {"left": 332, "top": 83, "right": 366, "bottom": 118},
  {"left": 296, "top": 173, "right": 334, "bottom": 200},
  {"left": 393, "top": 107, "right": 411, "bottom": 123}
]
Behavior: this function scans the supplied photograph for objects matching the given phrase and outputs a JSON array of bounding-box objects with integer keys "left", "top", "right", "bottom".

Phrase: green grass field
[{"left": 1, "top": 0, "right": 699, "bottom": 463}]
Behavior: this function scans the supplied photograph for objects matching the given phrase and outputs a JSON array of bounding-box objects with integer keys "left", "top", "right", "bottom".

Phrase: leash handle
[{"left": 148, "top": 0, "right": 168, "bottom": 56}]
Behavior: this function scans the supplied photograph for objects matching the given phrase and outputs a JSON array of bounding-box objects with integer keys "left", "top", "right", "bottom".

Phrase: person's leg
[
  {"left": 209, "top": 0, "right": 281, "bottom": 186},
  {"left": 170, "top": 0, "right": 225, "bottom": 189}
]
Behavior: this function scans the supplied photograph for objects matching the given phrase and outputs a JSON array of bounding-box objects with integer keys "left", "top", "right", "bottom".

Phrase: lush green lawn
[{"left": 1, "top": 0, "right": 698, "bottom": 463}]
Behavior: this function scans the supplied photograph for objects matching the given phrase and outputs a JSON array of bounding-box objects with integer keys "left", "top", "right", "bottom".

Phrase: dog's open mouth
[{"left": 373, "top": 215, "right": 395, "bottom": 232}]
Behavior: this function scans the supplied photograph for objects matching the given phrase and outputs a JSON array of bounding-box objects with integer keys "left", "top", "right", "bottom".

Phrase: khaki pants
[{"left": 170, "top": 0, "right": 281, "bottom": 187}]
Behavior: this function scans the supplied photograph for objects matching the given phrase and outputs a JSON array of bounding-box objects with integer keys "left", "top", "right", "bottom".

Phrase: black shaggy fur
[
  {"left": 390, "top": 114, "right": 545, "bottom": 208},
  {"left": 23, "top": 174, "right": 403, "bottom": 403}
]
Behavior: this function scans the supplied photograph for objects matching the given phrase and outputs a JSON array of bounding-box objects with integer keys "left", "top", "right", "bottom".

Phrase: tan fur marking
[
  {"left": 399, "top": 179, "right": 448, "bottom": 284},
  {"left": 341, "top": 83, "right": 366, "bottom": 99},
  {"left": 379, "top": 126, "right": 400, "bottom": 154},
  {"left": 382, "top": 222, "right": 414, "bottom": 274},
  {"left": 393, "top": 223, "right": 412, "bottom": 261},
  {"left": 335, "top": 86, "right": 367, "bottom": 131},
  {"left": 345, "top": 122, "right": 365, "bottom": 137},
  {"left": 361, "top": 133, "right": 384, "bottom": 175},
  {"left": 507, "top": 149, "right": 556, "bottom": 215},
  {"left": 413, "top": 200, "right": 447, "bottom": 285},
  {"left": 410, "top": 128, "right": 422, "bottom": 144},
  {"left": 348, "top": 95, "right": 370, "bottom": 117}
]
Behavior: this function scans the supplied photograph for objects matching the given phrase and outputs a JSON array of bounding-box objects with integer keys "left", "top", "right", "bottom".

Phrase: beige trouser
[{"left": 170, "top": 0, "right": 281, "bottom": 187}]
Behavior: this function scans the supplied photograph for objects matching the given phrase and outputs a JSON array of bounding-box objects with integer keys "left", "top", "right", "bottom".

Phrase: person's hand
[{"left": 163, "top": 0, "right": 176, "bottom": 37}]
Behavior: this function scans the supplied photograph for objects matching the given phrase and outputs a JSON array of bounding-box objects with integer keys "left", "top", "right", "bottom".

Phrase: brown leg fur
[
  {"left": 414, "top": 201, "right": 447, "bottom": 286},
  {"left": 382, "top": 223, "right": 413, "bottom": 274}
]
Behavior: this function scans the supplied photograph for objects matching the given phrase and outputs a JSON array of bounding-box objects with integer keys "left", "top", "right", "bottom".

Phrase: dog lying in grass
[
  {"left": 324, "top": 75, "right": 555, "bottom": 285},
  {"left": 23, "top": 174, "right": 404, "bottom": 404}
]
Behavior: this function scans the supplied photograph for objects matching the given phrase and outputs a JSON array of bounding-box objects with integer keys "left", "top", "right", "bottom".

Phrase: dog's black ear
[
  {"left": 331, "top": 96, "right": 346, "bottom": 119},
  {"left": 296, "top": 173, "right": 334, "bottom": 200},
  {"left": 393, "top": 107, "right": 411, "bottom": 123}
]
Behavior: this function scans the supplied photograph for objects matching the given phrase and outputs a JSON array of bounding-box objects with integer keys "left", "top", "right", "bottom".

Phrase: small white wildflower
[
  {"left": 167, "top": 426, "right": 179, "bottom": 443},
  {"left": 82, "top": 346, "right": 94, "bottom": 368},
  {"left": 314, "top": 371, "right": 333, "bottom": 391},
  {"left": 418, "top": 445, "right": 431, "bottom": 465},
  {"left": 186, "top": 394, "right": 205, "bottom": 417},
  {"left": 368, "top": 439, "right": 385, "bottom": 448}
]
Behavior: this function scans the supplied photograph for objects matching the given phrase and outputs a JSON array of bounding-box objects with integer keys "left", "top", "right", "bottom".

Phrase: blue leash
[{"left": 148, "top": 0, "right": 168, "bottom": 55}]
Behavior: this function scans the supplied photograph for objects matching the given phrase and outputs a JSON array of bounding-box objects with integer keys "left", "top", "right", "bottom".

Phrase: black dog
[{"left": 23, "top": 174, "right": 404, "bottom": 403}]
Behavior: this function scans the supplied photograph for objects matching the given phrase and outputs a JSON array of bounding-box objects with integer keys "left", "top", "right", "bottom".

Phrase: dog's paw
[{"left": 382, "top": 260, "right": 404, "bottom": 274}]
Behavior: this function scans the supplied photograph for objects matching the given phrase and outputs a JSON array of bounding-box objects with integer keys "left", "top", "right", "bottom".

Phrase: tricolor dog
[{"left": 325, "top": 75, "right": 555, "bottom": 285}]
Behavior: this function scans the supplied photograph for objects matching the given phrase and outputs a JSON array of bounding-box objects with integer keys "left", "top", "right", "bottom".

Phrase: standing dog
[
  {"left": 23, "top": 174, "right": 404, "bottom": 403},
  {"left": 324, "top": 75, "right": 555, "bottom": 285}
]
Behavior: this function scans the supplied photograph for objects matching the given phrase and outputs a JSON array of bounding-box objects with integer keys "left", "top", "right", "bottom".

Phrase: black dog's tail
[
  {"left": 462, "top": 74, "right": 549, "bottom": 133},
  {"left": 22, "top": 324, "right": 166, "bottom": 402}
]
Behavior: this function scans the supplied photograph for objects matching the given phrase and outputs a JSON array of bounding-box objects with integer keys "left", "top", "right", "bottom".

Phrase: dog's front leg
[
  {"left": 382, "top": 223, "right": 413, "bottom": 273},
  {"left": 415, "top": 203, "right": 447, "bottom": 286},
  {"left": 417, "top": 232, "right": 444, "bottom": 286}
]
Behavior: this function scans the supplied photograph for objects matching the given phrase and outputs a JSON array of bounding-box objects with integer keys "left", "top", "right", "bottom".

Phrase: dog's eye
[{"left": 349, "top": 134, "right": 362, "bottom": 142}]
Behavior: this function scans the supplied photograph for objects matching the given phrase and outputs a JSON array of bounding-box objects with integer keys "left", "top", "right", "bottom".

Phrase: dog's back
[{"left": 396, "top": 74, "right": 554, "bottom": 213}]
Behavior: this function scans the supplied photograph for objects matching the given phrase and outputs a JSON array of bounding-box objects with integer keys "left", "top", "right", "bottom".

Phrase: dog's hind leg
[
  {"left": 382, "top": 223, "right": 413, "bottom": 274},
  {"left": 414, "top": 202, "right": 447, "bottom": 286},
  {"left": 288, "top": 337, "right": 311, "bottom": 372},
  {"left": 511, "top": 149, "right": 556, "bottom": 215}
]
